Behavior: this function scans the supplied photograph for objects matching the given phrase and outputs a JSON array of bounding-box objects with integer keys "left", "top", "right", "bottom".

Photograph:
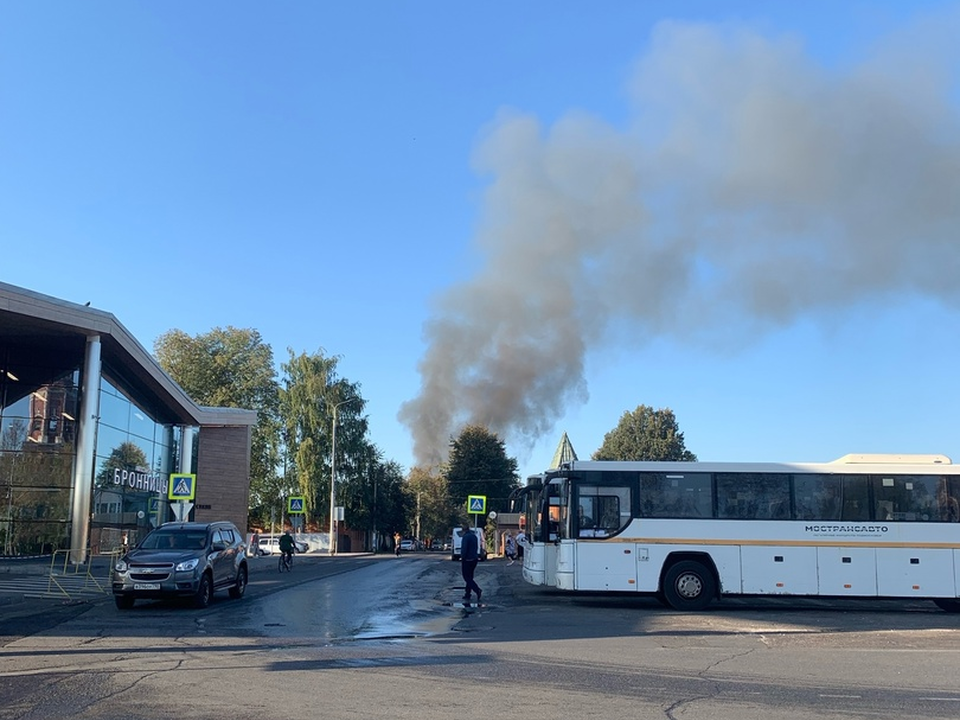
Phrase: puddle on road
[{"left": 353, "top": 598, "right": 461, "bottom": 640}]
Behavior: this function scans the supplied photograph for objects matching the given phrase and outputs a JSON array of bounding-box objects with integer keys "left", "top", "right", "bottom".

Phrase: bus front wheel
[{"left": 662, "top": 560, "right": 715, "bottom": 611}]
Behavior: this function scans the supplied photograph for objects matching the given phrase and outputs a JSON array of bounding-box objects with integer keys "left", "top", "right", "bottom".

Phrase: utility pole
[{"left": 328, "top": 396, "right": 356, "bottom": 556}]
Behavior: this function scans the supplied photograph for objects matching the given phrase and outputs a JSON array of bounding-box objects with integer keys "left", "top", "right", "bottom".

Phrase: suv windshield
[{"left": 140, "top": 531, "right": 208, "bottom": 550}]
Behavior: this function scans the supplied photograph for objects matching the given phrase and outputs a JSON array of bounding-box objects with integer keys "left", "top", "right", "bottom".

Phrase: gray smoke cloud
[{"left": 399, "top": 13, "right": 960, "bottom": 468}]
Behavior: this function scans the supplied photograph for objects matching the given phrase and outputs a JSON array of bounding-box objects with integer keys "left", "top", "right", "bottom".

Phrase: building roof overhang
[{"left": 0, "top": 281, "right": 256, "bottom": 428}]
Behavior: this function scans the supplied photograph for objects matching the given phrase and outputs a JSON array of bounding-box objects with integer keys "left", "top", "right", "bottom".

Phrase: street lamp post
[{"left": 328, "top": 397, "right": 356, "bottom": 556}]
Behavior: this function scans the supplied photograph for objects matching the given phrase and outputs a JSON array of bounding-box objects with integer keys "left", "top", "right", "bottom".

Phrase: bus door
[
  {"left": 541, "top": 478, "right": 568, "bottom": 589},
  {"left": 573, "top": 483, "right": 637, "bottom": 591},
  {"left": 511, "top": 483, "right": 544, "bottom": 585}
]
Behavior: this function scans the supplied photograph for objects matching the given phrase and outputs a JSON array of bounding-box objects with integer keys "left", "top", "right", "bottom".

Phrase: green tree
[
  {"left": 445, "top": 425, "right": 519, "bottom": 517},
  {"left": 592, "top": 405, "right": 697, "bottom": 461},
  {"left": 154, "top": 327, "right": 282, "bottom": 514},
  {"left": 372, "top": 459, "right": 411, "bottom": 549},
  {"left": 279, "top": 349, "right": 367, "bottom": 530},
  {"left": 95, "top": 441, "right": 149, "bottom": 488},
  {"left": 1, "top": 446, "right": 73, "bottom": 555},
  {"left": 406, "top": 465, "right": 457, "bottom": 543},
  {"left": 341, "top": 448, "right": 409, "bottom": 551},
  {"left": 0, "top": 418, "right": 26, "bottom": 450}
]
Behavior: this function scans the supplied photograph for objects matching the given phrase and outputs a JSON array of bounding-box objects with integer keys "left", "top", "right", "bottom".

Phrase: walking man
[
  {"left": 504, "top": 531, "right": 517, "bottom": 565},
  {"left": 460, "top": 522, "right": 482, "bottom": 604}
]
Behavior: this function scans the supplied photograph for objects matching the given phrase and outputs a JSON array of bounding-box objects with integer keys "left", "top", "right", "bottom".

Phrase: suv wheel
[
  {"left": 193, "top": 572, "right": 214, "bottom": 609},
  {"left": 228, "top": 565, "right": 248, "bottom": 599},
  {"left": 115, "top": 595, "right": 135, "bottom": 610}
]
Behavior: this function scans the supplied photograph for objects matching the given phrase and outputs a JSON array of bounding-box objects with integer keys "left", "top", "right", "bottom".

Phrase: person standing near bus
[
  {"left": 504, "top": 531, "right": 517, "bottom": 566},
  {"left": 515, "top": 527, "right": 526, "bottom": 563},
  {"left": 460, "top": 522, "right": 482, "bottom": 604}
]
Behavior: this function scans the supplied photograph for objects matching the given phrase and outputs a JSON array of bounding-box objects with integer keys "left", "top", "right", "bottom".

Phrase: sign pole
[{"left": 287, "top": 496, "right": 306, "bottom": 537}]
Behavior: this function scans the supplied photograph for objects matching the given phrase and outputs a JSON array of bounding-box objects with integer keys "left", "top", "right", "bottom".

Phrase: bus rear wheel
[{"left": 662, "top": 560, "right": 715, "bottom": 611}]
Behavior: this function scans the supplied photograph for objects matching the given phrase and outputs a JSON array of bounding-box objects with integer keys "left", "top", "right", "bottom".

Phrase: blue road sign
[
  {"left": 168, "top": 474, "right": 196, "bottom": 501},
  {"left": 288, "top": 496, "right": 306, "bottom": 514},
  {"left": 467, "top": 495, "right": 486, "bottom": 514}
]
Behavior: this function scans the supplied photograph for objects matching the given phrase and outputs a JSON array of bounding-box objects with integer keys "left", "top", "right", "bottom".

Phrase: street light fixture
[{"left": 328, "top": 396, "right": 357, "bottom": 556}]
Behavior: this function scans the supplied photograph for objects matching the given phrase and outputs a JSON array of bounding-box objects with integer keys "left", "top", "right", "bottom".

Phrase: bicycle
[{"left": 278, "top": 550, "right": 293, "bottom": 572}]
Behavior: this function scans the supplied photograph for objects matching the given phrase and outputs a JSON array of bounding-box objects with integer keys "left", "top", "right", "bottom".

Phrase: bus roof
[
  {"left": 831, "top": 453, "right": 951, "bottom": 465},
  {"left": 553, "top": 454, "right": 956, "bottom": 476}
]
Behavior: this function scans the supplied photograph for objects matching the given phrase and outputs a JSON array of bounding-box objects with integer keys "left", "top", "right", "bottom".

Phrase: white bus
[{"left": 516, "top": 454, "right": 960, "bottom": 611}]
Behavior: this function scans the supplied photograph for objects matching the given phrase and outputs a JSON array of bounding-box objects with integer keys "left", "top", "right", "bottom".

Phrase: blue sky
[{"left": 3, "top": 1, "right": 960, "bottom": 479}]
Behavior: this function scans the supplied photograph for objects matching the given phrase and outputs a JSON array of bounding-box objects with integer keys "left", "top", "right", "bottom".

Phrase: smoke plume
[{"left": 399, "top": 14, "right": 960, "bottom": 468}]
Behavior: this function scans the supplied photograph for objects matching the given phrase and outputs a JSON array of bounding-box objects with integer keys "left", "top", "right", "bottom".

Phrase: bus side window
[
  {"left": 641, "top": 473, "right": 710, "bottom": 518},
  {"left": 578, "top": 498, "right": 596, "bottom": 530},
  {"left": 939, "top": 478, "right": 960, "bottom": 522},
  {"left": 768, "top": 499, "right": 789, "bottom": 519},
  {"left": 841, "top": 477, "right": 870, "bottom": 521},
  {"left": 579, "top": 486, "right": 630, "bottom": 536},
  {"left": 599, "top": 498, "right": 620, "bottom": 530},
  {"left": 599, "top": 488, "right": 630, "bottom": 535},
  {"left": 794, "top": 475, "right": 841, "bottom": 520},
  {"left": 717, "top": 473, "right": 788, "bottom": 519},
  {"left": 874, "top": 475, "right": 945, "bottom": 522}
]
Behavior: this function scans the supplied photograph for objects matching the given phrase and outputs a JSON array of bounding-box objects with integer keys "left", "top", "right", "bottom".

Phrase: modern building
[{"left": 0, "top": 281, "right": 256, "bottom": 562}]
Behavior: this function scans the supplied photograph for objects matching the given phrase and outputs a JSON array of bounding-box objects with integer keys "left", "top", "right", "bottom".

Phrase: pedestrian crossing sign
[
  {"left": 467, "top": 495, "right": 486, "bottom": 514},
  {"left": 168, "top": 473, "right": 196, "bottom": 501},
  {"left": 288, "top": 496, "right": 306, "bottom": 514}
]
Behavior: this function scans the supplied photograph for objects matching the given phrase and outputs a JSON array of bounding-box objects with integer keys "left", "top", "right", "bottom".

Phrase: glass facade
[
  {"left": 0, "top": 365, "right": 196, "bottom": 557},
  {"left": 0, "top": 371, "right": 81, "bottom": 555},
  {"left": 89, "top": 377, "right": 191, "bottom": 553}
]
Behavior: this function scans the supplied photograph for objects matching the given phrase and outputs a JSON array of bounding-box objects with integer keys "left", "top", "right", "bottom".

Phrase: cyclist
[{"left": 278, "top": 528, "right": 296, "bottom": 567}]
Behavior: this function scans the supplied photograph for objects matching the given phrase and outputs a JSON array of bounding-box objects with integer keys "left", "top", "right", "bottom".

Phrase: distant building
[
  {"left": 550, "top": 431, "right": 579, "bottom": 469},
  {"left": 0, "top": 282, "right": 256, "bottom": 561}
]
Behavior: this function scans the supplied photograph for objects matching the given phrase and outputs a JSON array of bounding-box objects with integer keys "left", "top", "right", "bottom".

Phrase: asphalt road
[{"left": 2, "top": 552, "right": 960, "bottom": 720}]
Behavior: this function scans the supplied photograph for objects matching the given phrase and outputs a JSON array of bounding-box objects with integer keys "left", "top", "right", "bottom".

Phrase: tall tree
[
  {"left": 279, "top": 349, "right": 366, "bottom": 530},
  {"left": 154, "top": 327, "right": 282, "bottom": 514},
  {"left": 592, "top": 405, "right": 697, "bottom": 461},
  {"left": 406, "top": 465, "right": 457, "bottom": 543},
  {"left": 373, "top": 459, "right": 411, "bottom": 548},
  {"left": 445, "top": 425, "right": 519, "bottom": 517},
  {"left": 95, "top": 442, "right": 150, "bottom": 488},
  {"left": 341, "top": 448, "right": 409, "bottom": 551}
]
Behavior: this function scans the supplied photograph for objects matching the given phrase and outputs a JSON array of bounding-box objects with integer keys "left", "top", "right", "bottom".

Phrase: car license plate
[{"left": 134, "top": 583, "right": 160, "bottom": 591}]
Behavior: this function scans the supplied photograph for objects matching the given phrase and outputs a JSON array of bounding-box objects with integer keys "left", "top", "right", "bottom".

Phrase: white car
[
  {"left": 451, "top": 527, "right": 487, "bottom": 561},
  {"left": 260, "top": 537, "right": 308, "bottom": 555}
]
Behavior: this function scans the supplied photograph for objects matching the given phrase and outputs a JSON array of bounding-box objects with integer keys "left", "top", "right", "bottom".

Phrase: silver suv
[{"left": 112, "top": 521, "right": 248, "bottom": 610}]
